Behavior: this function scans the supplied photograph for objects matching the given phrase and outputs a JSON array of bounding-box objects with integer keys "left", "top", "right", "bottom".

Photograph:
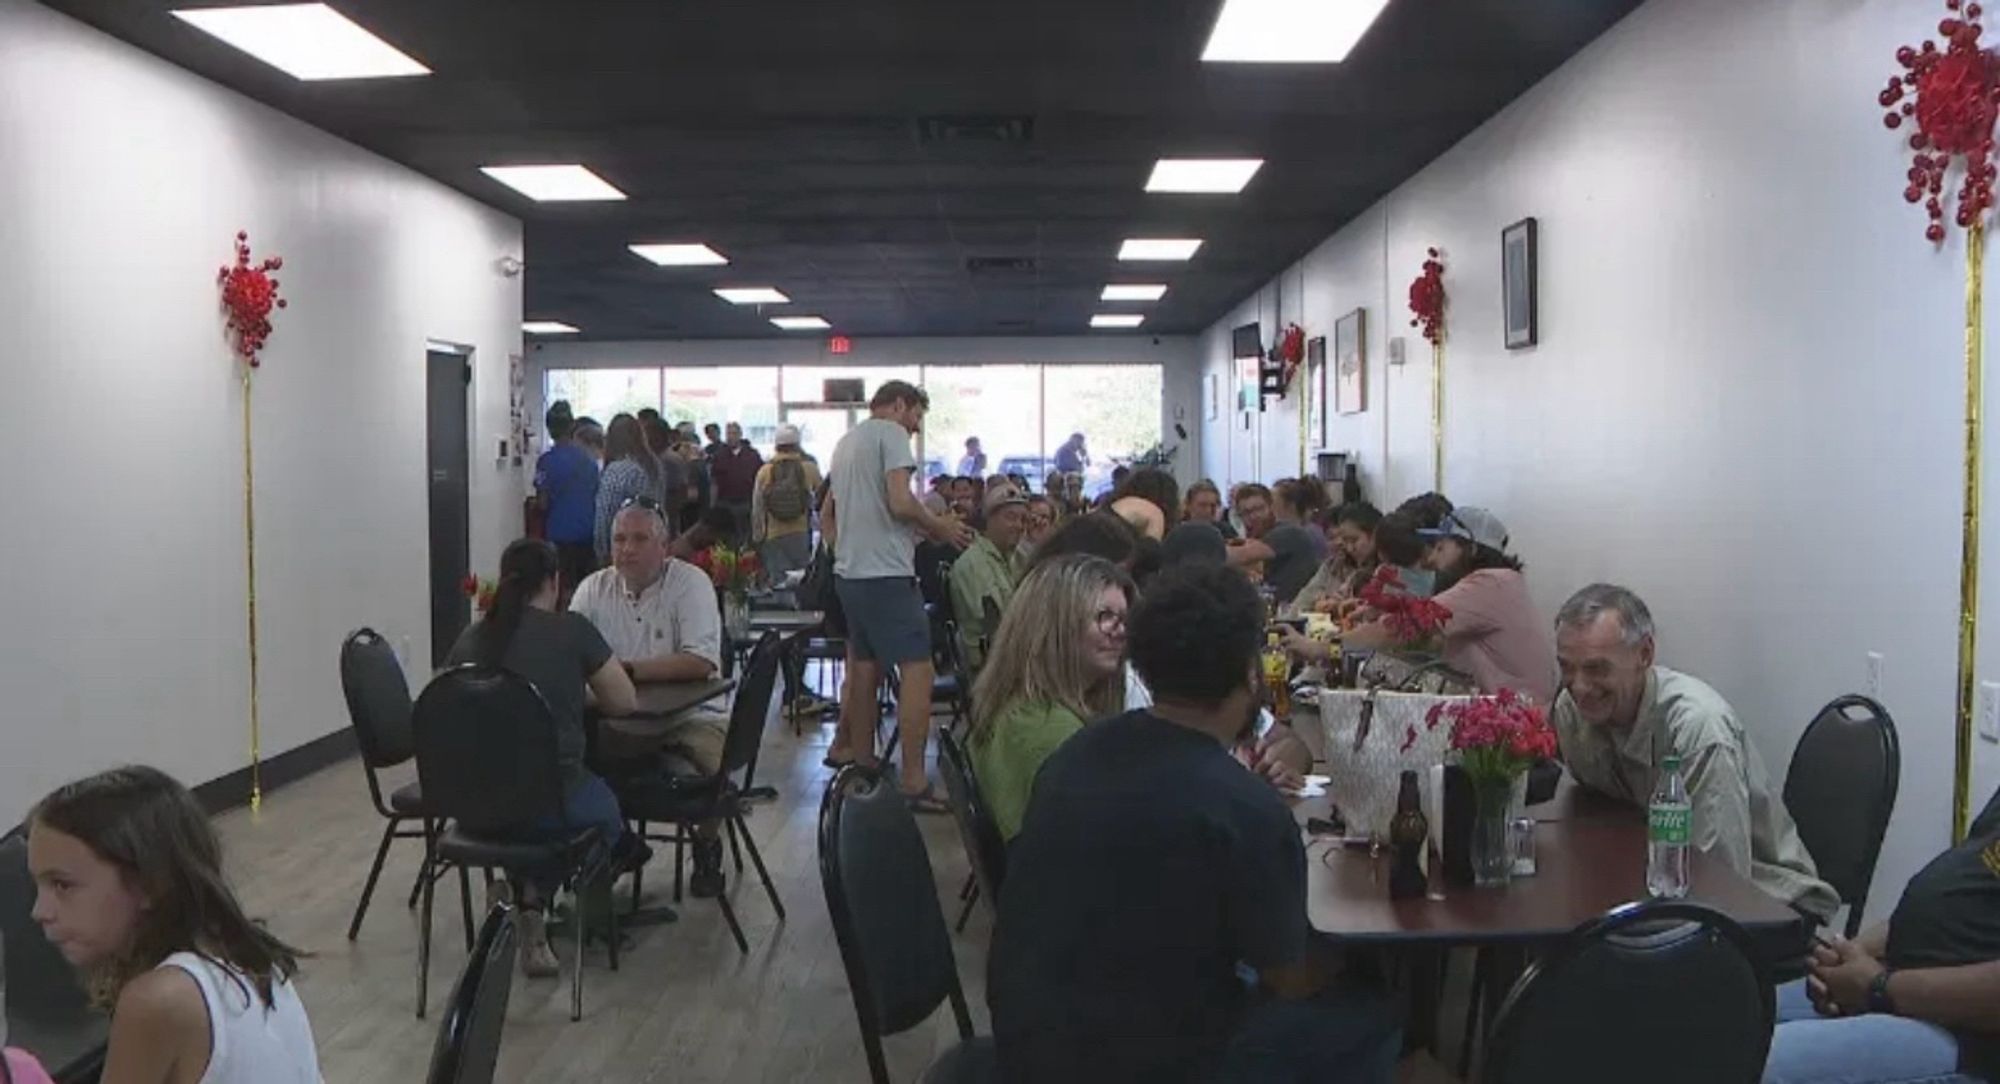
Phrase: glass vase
[
  {"left": 723, "top": 591, "right": 752, "bottom": 641},
  {"left": 1470, "top": 775, "right": 1517, "bottom": 888}
]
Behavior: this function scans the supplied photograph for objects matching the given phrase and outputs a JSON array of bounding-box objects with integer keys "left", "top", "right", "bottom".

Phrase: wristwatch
[{"left": 1865, "top": 967, "right": 1898, "bottom": 1015}]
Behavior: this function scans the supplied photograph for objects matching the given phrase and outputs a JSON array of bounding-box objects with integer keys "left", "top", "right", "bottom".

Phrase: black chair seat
[
  {"left": 932, "top": 673, "right": 960, "bottom": 700},
  {"left": 615, "top": 773, "right": 729, "bottom": 819},
  {"left": 435, "top": 824, "right": 600, "bottom": 872},
  {"left": 389, "top": 781, "right": 429, "bottom": 816},
  {"left": 919, "top": 1036, "right": 997, "bottom": 1083}
]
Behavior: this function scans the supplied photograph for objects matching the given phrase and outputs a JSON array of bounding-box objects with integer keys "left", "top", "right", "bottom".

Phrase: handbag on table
[{"left": 1317, "top": 654, "right": 1478, "bottom": 839}]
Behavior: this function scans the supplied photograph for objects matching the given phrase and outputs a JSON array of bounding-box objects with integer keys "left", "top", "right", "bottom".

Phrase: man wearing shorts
[{"left": 821, "top": 380, "right": 974, "bottom": 805}]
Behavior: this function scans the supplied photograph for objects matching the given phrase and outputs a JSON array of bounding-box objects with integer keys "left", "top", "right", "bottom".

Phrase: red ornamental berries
[
  {"left": 1407, "top": 248, "right": 1446, "bottom": 345},
  {"left": 1886, "top": 1, "right": 2000, "bottom": 242},
  {"left": 218, "top": 231, "right": 287, "bottom": 367}
]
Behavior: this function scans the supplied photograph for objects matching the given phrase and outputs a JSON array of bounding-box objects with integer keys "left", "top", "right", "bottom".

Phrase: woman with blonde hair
[{"left": 968, "top": 554, "right": 1133, "bottom": 840}]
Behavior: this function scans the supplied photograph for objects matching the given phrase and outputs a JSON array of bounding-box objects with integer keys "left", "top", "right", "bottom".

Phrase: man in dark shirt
[
  {"left": 1763, "top": 786, "right": 2000, "bottom": 1082},
  {"left": 1224, "top": 482, "right": 1325, "bottom": 604},
  {"left": 709, "top": 421, "right": 764, "bottom": 544},
  {"left": 989, "top": 564, "right": 1398, "bottom": 1083}
]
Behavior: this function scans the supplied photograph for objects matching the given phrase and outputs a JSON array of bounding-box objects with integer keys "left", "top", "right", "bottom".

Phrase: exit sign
[{"left": 827, "top": 335, "right": 852, "bottom": 355}]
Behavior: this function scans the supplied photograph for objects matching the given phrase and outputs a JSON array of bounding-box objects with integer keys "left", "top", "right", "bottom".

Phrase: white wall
[
  {"left": 529, "top": 335, "right": 1204, "bottom": 482},
  {"left": 0, "top": 0, "right": 523, "bottom": 811},
  {"left": 1200, "top": 0, "right": 1994, "bottom": 919}
]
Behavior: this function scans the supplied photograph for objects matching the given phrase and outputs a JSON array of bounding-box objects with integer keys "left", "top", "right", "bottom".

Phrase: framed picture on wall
[
  {"left": 1503, "top": 216, "right": 1539, "bottom": 349},
  {"left": 1305, "top": 336, "right": 1328, "bottom": 448},
  {"left": 1205, "top": 372, "right": 1219, "bottom": 421},
  {"left": 1237, "top": 354, "right": 1261, "bottom": 414},
  {"left": 1334, "top": 309, "right": 1366, "bottom": 416}
]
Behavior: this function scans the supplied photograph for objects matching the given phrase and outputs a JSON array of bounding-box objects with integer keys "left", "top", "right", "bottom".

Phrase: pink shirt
[
  {"left": 1435, "top": 569, "right": 1557, "bottom": 704},
  {"left": 5, "top": 1050, "right": 58, "bottom": 1084}
]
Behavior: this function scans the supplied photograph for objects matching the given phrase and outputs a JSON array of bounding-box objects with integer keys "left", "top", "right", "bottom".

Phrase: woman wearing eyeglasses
[
  {"left": 968, "top": 555, "right": 1132, "bottom": 841},
  {"left": 593, "top": 414, "right": 662, "bottom": 563}
]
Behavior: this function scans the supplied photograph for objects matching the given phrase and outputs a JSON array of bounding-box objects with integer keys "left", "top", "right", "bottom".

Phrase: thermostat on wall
[{"left": 1388, "top": 337, "right": 1408, "bottom": 367}]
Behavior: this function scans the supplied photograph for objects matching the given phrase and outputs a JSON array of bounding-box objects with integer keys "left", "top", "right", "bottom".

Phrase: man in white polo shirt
[{"left": 569, "top": 499, "right": 730, "bottom": 895}]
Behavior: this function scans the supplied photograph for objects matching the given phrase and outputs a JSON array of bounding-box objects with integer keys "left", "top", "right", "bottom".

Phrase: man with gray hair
[{"left": 1551, "top": 583, "right": 1838, "bottom": 922}]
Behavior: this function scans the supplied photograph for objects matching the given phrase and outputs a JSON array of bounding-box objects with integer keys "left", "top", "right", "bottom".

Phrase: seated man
[
  {"left": 989, "top": 563, "right": 1399, "bottom": 1084},
  {"left": 1762, "top": 785, "right": 2000, "bottom": 1084},
  {"left": 1550, "top": 583, "right": 1838, "bottom": 923},
  {"left": 568, "top": 501, "right": 731, "bottom": 896},
  {"left": 948, "top": 483, "right": 1029, "bottom": 671}
]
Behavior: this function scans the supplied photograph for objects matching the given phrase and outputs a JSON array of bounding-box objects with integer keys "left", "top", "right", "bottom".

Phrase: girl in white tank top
[{"left": 23, "top": 766, "right": 323, "bottom": 1084}]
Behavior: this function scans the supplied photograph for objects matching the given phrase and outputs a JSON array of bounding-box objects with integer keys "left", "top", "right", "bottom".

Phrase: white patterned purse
[{"left": 1318, "top": 686, "right": 1477, "bottom": 839}]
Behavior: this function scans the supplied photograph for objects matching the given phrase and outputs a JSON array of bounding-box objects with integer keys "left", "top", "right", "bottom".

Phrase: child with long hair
[
  {"left": 27, "top": 765, "right": 321, "bottom": 1083},
  {"left": 967, "top": 555, "right": 1133, "bottom": 840}
]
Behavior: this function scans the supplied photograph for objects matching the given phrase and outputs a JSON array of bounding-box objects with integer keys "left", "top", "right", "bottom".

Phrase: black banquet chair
[
  {"left": 339, "top": 628, "right": 449, "bottom": 941},
  {"left": 412, "top": 665, "right": 617, "bottom": 1021},
  {"left": 935, "top": 726, "right": 1006, "bottom": 935},
  {"left": 616, "top": 630, "right": 788, "bottom": 954},
  {"left": 426, "top": 902, "right": 518, "bottom": 1084},
  {"left": 1783, "top": 693, "right": 1900, "bottom": 938},
  {"left": 1, "top": 827, "right": 104, "bottom": 1081},
  {"left": 1482, "top": 900, "right": 1775, "bottom": 1084},
  {"left": 819, "top": 765, "right": 994, "bottom": 1084}
]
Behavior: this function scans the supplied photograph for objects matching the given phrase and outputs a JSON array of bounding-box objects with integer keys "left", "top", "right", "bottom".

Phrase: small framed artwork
[
  {"left": 1237, "top": 354, "right": 1262, "bottom": 414},
  {"left": 1503, "top": 216, "right": 1539, "bottom": 349},
  {"left": 1205, "top": 372, "right": 1219, "bottom": 421},
  {"left": 1305, "top": 336, "right": 1328, "bottom": 448},
  {"left": 1334, "top": 309, "right": 1367, "bottom": 416}
]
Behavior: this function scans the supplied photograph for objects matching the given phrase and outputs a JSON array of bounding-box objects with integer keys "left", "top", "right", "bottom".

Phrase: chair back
[
  {"left": 425, "top": 903, "right": 519, "bottom": 1084},
  {"left": 0, "top": 829, "right": 93, "bottom": 1027},
  {"left": 340, "top": 628, "right": 416, "bottom": 769},
  {"left": 935, "top": 728, "right": 1007, "bottom": 909},
  {"left": 720, "top": 632, "right": 785, "bottom": 778},
  {"left": 1783, "top": 694, "right": 1900, "bottom": 937},
  {"left": 819, "top": 766, "right": 974, "bottom": 1078},
  {"left": 412, "top": 666, "right": 568, "bottom": 835},
  {"left": 1484, "top": 900, "right": 1774, "bottom": 1084}
]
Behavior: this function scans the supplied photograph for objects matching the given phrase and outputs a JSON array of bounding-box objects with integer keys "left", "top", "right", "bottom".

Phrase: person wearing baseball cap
[
  {"left": 949, "top": 482, "right": 1032, "bottom": 672},
  {"left": 1340, "top": 505, "right": 1558, "bottom": 703},
  {"left": 750, "top": 422, "right": 823, "bottom": 587}
]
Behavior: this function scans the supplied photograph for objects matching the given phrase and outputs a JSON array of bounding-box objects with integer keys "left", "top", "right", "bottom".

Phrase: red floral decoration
[
  {"left": 1407, "top": 248, "right": 1446, "bottom": 344},
  {"left": 459, "top": 574, "right": 497, "bottom": 614},
  {"left": 1356, "top": 565, "right": 1453, "bottom": 645},
  {"left": 1402, "top": 688, "right": 1558, "bottom": 774},
  {"left": 691, "top": 545, "right": 762, "bottom": 595},
  {"left": 217, "top": 230, "right": 287, "bottom": 367},
  {"left": 1273, "top": 323, "right": 1307, "bottom": 391},
  {"left": 1882, "top": 0, "right": 2000, "bottom": 242}
]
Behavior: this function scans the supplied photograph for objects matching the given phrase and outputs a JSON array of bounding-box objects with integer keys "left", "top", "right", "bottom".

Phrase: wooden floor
[{"left": 215, "top": 696, "right": 1453, "bottom": 1083}]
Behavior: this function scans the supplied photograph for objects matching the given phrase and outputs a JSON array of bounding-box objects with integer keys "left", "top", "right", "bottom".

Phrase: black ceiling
[{"left": 41, "top": 0, "right": 1643, "bottom": 340}]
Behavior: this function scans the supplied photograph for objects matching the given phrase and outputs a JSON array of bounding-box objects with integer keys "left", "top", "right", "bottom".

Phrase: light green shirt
[
  {"left": 971, "top": 700, "right": 1086, "bottom": 840},
  {"left": 948, "top": 534, "right": 1022, "bottom": 671},
  {"left": 1553, "top": 666, "right": 1838, "bottom": 920}
]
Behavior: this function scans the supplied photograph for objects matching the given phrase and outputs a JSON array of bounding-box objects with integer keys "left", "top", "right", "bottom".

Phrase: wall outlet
[
  {"left": 1982, "top": 682, "right": 2000, "bottom": 744},
  {"left": 1866, "top": 652, "right": 1885, "bottom": 700}
]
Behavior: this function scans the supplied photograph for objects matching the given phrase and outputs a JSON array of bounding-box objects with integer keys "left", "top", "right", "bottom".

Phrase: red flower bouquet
[
  {"left": 1407, "top": 248, "right": 1446, "bottom": 344},
  {"left": 1356, "top": 565, "right": 1452, "bottom": 646},
  {"left": 460, "top": 574, "right": 497, "bottom": 614},
  {"left": 691, "top": 545, "right": 761, "bottom": 597},
  {"left": 217, "top": 231, "right": 286, "bottom": 366},
  {"left": 1410, "top": 688, "right": 1558, "bottom": 780}
]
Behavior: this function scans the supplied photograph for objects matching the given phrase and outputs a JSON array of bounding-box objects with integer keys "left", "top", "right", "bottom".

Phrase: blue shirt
[{"left": 535, "top": 443, "right": 599, "bottom": 545}]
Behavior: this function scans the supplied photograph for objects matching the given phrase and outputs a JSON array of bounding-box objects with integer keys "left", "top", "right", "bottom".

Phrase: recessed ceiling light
[
  {"left": 1102, "top": 284, "right": 1170, "bottom": 302},
  {"left": 1147, "top": 158, "right": 1264, "bottom": 194},
  {"left": 1201, "top": 0, "right": 1392, "bottom": 63},
  {"left": 771, "top": 316, "right": 831, "bottom": 331},
  {"left": 478, "top": 165, "right": 625, "bottom": 202},
  {"left": 1091, "top": 314, "right": 1147, "bottom": 329},
  {"left": 522, "top": 321, "right": 579, "bottom": 335},
  {"left": 629, "top": 243, "right": 729, "bottom": 267},
  {"left": 170, "top": 4, "right": 431, "bottom": 80},
  {"left": 1119, "top": 238, "right": 1203, "bottom": 261},
  {"left": 714, "top": 287, "right": 792, "bottom": 305}
]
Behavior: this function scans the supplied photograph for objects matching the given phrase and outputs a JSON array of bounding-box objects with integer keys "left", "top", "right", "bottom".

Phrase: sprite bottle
[{"left": 1647, "top": 754, "right": 1691, "bottom": 898}]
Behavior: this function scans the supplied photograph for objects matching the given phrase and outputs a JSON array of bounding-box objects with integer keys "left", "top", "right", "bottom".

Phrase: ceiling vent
[
  {"left": 966, "top": 255, "right": 1038, "bottom": 274},
  {"left": 918, "top": 115, "right": 1035, "bottom": 144}
]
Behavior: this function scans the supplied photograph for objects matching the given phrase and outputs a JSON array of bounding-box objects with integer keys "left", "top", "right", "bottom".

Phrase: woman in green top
[{"left": 968, "top": 554, "right": 1133, "bottom": 839}]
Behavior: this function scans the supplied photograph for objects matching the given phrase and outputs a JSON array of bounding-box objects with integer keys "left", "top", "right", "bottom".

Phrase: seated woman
[
  {"left": 27, "top": 766, "right": 321, "bottom": 1083},
  {"left": 968, "top": 554, "right": 1133, "bottom": 840},
  {"left": 1296, "top": 501, "right": 1382, "bottom": 612},
  {"left": 1105, "top": 467, "right": 1181, "bottom": 541},
  {"left": 445, "top": 537, "right": 642, "bottom": 977}
]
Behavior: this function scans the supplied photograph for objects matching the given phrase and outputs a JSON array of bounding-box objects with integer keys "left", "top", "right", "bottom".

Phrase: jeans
[
  {"left": 1211, "top": 983, "right": 1401, "bottom": 1084},
  {"left": 1762, "top": 979, "right": 1977, "bottom": 1084},
  {"left": 514, "top": 772, "right": 626, "bottom": 897}
]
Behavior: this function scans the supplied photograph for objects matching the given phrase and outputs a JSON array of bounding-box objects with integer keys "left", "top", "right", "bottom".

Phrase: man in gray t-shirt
[{"left": 822, "top": 380, "right": 973, "bottom": 803}]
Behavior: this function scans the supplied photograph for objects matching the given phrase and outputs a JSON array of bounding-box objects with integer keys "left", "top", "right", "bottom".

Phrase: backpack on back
[{"left": 765, "top": 458, "right": 811, "bottom": 521}]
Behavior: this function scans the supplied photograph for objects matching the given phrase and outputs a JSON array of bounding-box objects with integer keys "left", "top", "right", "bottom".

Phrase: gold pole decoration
[
  {"left": 1955, "top": 223, "right": 1984, "bottom": 842},
  {"left": 242, "top": 366, "right": 262, "bottom": 815},
  {"left": 1431, "top": 341, "right": 1445, "bottom": 493}
]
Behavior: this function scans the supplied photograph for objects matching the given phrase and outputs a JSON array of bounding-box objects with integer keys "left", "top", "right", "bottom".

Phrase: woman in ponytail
[{"left": 444, "top": 538, "right": 641, "bottom": 978}]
